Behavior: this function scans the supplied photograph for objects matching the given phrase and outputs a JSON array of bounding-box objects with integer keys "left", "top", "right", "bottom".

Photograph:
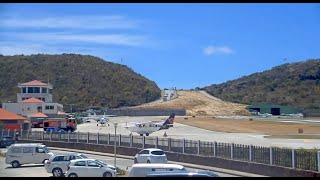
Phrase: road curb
[{"left": 48, "top": 147, "right": 267, "bottom": 177}]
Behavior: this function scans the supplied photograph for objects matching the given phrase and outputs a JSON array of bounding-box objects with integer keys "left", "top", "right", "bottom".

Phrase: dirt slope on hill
[{"left": 131, "top": 90, "right": 250, "bottom": 116}]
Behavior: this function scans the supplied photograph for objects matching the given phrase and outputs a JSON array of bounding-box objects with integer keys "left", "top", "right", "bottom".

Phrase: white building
[{"left": 2, "top": 80, "right": 64, "bottom": 117}]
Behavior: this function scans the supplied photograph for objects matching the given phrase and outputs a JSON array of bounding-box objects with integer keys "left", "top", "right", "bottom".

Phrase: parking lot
[{"left": 0, "top": 147, "right": 240, "bottom": 177}]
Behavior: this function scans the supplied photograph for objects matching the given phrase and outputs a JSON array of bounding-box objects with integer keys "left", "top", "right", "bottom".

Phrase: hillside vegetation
[
  {"left": 204, "top": 59, "right": 320, "bottom": 113},
  {"left": 0, "top": 54, "right": 161, "bottom": 110}
]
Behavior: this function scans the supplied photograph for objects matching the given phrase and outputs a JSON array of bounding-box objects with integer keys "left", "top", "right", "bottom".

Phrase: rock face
[{"left": 133, "top": 90, "right": 250, "bottom": 116}]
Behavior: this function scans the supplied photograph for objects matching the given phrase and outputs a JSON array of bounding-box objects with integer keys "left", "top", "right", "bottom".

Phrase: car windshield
[
  {"left": 79, "top": 154, "right": 88, "bottom": 158},
  {"left": 3, "top": 137, "right": 14, "bottom": 140},
  {"left": 151, "top": 150, "right": 164, "bottom": 155}
]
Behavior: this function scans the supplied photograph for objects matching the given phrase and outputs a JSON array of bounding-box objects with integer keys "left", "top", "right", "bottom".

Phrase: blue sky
[{"left": 1, "top": 3, "right": 320, "bottom": 89}]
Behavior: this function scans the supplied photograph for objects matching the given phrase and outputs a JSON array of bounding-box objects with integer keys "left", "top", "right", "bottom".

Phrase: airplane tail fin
[{"left": 163, "top": 113, "right": 175, "bottom": 125}]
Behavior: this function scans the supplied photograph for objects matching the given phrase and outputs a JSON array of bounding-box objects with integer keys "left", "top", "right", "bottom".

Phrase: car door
[
  {"left": 73, "top": 160, "right": 87, "bottom": 177},
  {"left": 33, "top": 147, "right": 47, "bottom": 164},
  {"left": 137, "top": 150, "right": 149, "bottom": 163},
  {"left": 86, "top": 160, "right": 105, "bottom": 177},
  {"left": 21, "top": 147, "right": 35, "bottom": 164}
]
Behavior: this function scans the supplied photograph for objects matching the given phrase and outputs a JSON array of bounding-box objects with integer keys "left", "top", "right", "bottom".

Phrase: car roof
[
  {"left": 141, "top": 148, "right": 163, "bottom": 151},
  {"left": 10, "top": 143, "right": 45, "bottom": 147},
  {"left": 131, "top": 163, "right": 184, "bottom": 169},
  {"left": 71, "top": 158, "right": 96, "bottom": 162},
  {"left": 146, "top": 172, "right": 217, "bottom": 177}
]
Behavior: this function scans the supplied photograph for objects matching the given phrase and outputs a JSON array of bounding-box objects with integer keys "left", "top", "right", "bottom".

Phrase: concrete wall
[
  {"left": 107, "top": 108, "right": 186, "bottom": 116},
  {"left": 19, "top": 140, "right": 320, "bottom": 177}
]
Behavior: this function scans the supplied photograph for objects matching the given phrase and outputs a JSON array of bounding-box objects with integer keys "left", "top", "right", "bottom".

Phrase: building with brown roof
[
  {"left": 2, "top": 80, "right": 64, "bottom": 117},
  {"left": 0, "top": 108, "right": 30, "bottom": 130}
]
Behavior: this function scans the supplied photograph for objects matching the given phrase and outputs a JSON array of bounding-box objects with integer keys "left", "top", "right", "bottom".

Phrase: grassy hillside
[
  {"left": 204, "top": 59, "right": 320, "bottom": 112},
  {"left": 0, "top": 54, "right": 161, "bottom": 110}
]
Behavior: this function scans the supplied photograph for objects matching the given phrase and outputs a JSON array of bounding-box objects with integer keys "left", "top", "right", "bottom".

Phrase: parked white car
[
  {"left": 44, "top": 153, "right": 88, "bottom": 177},
  {"left": 66, "top": 159, "right": 117, "bottom": 177},
  {"left": 129, "top": 163, "right": 187, "bottom": 177},
  {"left": 134, "top": 148, "right": 167, "bottom": 164},
  {"left": 5, "top": 143, "right": 54, "bottom": 168}
]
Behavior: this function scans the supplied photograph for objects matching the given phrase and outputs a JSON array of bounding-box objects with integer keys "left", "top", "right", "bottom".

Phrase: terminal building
[{"left": 2, "top": 80, "right": 64, "bottom": 117}]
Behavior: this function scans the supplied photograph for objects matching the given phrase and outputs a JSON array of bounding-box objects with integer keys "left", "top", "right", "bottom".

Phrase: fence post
[
  {"left": 68, "top": 131, "right": 70, "bottom": 143},
  {"left": 119, "top": 134, "right": 121, "bottom": 146},
  {"left": 59, "top": 131, "right": 61, "bottom": 141},
  {"left": 182, "top": 139, "right": 185, "bottom": 154},
  {"left": 8, "top": 129, "right": 10, "bottom": 136},
  {"left": 249, "top": 145, "right": 253, "bottom": 162},
  {"left": 155, "top": 137, "right": 158, "bottom": 149},
  {"left": 20, "top": 129, "right": 23, "bottom": 139},
  {"left": 270, "top": 147, "right": 273, "bottom": 165},
  {"left": 168, "top": 138, "right": 171, "bottom": 152},
  {"left": 231, "top": 143, "right": 234, "bottom": 159},
  {"left": 197, "top": 140, "right": 201, "bottom": 155},
  {"left": 213, "top": 141, "right": 217, "bottom": 157},
  {"left": 27, "top": 129, "right": 30, "bottom": 139},
  {"left": 77, "top": 131, "right": 79, "bottom": 143},
  {"left": 107, "top": 133, "right": 110, "bottom": 145},
  {"left": 87, "top": 132, "right": 89, "bottom": 143},
  {"left": 42, "top": 131, "right": 44, "bottom": 140},
  {"left": 50, "top": 131, "right": 52, "bottom": 141},
  {"left": 1, "top": 129, "right": 3, "bottom": 136},
  {"left": 317, "top": 151, "right": 320, "bottom": 172},
  {"left": 97, "top": 133, "right": 99, "bottom": 144},
  {"left": 143, "top": 136, "right": 145, "bottom": 149},
  {"left": 292, "top": 149, "right": 295, "bottom": 169},
  {"left": 130, "top": 134, "right": 133, "bottom": 147}
]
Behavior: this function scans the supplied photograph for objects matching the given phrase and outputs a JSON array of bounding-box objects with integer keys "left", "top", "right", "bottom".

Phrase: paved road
[{"left": 0, "top": 147, "right": 242, "bottom": 177}]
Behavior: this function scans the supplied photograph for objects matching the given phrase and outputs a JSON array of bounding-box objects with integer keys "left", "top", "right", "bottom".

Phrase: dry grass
[
  {"left": 132, "top": 91, "right": 250, "bottom": 116},
  {"left": 175, "top": 116, "right": 320, "bottom": 135}
]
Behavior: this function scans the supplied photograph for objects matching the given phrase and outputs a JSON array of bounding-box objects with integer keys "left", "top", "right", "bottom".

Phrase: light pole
[{"left": 113, "top": 122, "right": 118, "bottom": 169}]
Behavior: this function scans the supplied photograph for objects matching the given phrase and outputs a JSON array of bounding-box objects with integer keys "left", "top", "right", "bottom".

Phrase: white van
[
  {"left": 128, "top": 163, "right": 187, "bottom": 177},
  {"left": 5, "top": 143, "right": 54, "bottom": 168}
]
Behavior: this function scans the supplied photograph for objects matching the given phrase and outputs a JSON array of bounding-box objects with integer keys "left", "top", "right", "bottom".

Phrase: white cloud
[
  {"left": 2, "top": 32, "right": 148, "bottom": 47},
  {"left": 0, "top": 15, "right": 141, "bottom": 29},
  {"left": 203, "top": 46, "right": 234, "bottom": 56}
]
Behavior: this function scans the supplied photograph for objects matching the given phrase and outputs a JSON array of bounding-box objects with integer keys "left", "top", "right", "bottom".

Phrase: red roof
[
  {"left": 30, "top": 112, "right": 48, "bottom": 118},
  {"left": 22, "top": 98, "right": 44, "bottom": 103},
  {"left": 0, "top": 108, "right": 27, "bottom": 120},
  {"left": 20, "top": 80, "right": 48, "bottom": 86}
]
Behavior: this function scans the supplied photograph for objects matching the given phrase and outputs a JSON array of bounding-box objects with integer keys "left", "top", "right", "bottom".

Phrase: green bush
[{"left": 116, "top": 167, "right": 126, "bottom": 175}]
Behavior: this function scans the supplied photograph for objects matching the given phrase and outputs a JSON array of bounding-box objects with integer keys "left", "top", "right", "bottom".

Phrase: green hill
[
  {"left": 204, "top": 59, "right": 320, "bottom": 113},
  {"left": 0, "top": 54, "right": 161, "bottom": 111}
]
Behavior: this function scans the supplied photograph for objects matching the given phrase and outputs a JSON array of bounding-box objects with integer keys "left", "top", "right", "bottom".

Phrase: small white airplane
[
  {"left": 81, "top": 112, "right": 115, "bottom": 122},
  {"left": 98, "top": 115, "right": 110, "bottom": 126},
  {"left": 124, "top": 113, "right": 175, "bottom": 136}
]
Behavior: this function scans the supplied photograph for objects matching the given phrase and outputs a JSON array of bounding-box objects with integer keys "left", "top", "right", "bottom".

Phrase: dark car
[
  {"left": 0, "top": 136, "right": 15, "bottom": 148},
  {"left": 146, "top": 171, "right": 220, "bottom": 177}
]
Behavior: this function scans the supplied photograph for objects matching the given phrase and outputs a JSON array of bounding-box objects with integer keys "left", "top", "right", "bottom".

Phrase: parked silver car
[{"left": 44, "top": 153, "right": 88, "bottom": 177}]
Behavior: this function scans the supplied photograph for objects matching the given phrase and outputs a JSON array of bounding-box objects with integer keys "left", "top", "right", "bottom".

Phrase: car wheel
[
  {"left": 140, "top": 134, "right": 143, "bottom": 136},
  {"left": 42, "top": 159, "right": 48, "bottom": 164},
  {"left": 68, "top": 173, "right": 78, "bottom": 177},
  {"left": 53, "top": 168, "right": 63, "bottom": 177},
  {"left": 146, "top": 133, "right": 149, "bottom": 136},
  {"left": 134, "top": 158, "right": 138, "bottom": 164},
  {"left": 147, "top": 160, "right": 151, "bottom": 163},
  {"left": 103, "top": 172, "right": 113, "bottom": 177},
  {"left": 11, "top": 161, "right": 20, "bottom": 168}
]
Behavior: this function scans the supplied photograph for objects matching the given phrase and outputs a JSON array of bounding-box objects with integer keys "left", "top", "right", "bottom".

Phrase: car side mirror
[{"left": 38, "top": 149, "right": 44, "bottom": 153}]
